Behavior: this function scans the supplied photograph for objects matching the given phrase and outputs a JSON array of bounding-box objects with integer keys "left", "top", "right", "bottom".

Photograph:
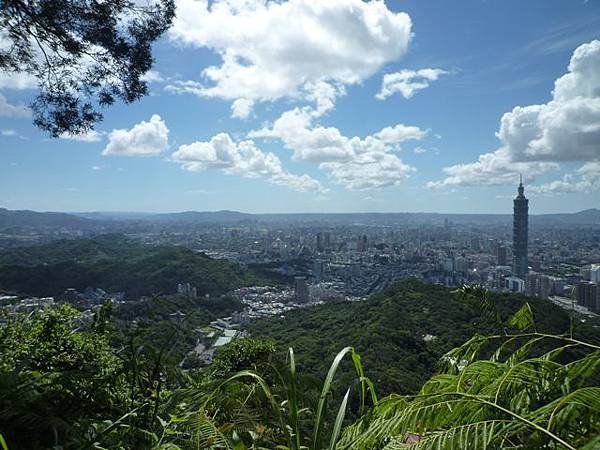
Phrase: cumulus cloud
[
  {"left": 172, "top": 133, "right": 323, "bottom": 192},
  {"left": 249, "top": 104, "right": 426, "bottom": 190},
  {"left": 230, "top": 98, "right": 254, "bottom": 119},
  {"left": 168, "top": 0, "right": 412, "bottom": 116},
  {"left": 530, "top": 162, "right": 600, "bottom": 194},
  {"left": 374, "top": 124, "right": 428, "bottom": 144},
  {"left": 140, "top": 70, "right": 165, "bottom": 83},
  {"left": 427, "top": 149, "right": 558, "bottom": 188},
  {"left": 102, "top": 115, "right": 169, "bottom": 156},
  {"left": 430, "top": 40, "right": 600, "bottom": 189},
  {"left": 321, "top": 152, "right": 416, "bottom": 190},
  {"left": 377, "top": 68, "right": 448, "bottom": 100},
  {"left": 0, "top": 71, "right": 37, "bottom": 90},
  {"left": 0, "top": 93, "right": 30, "bottom": 117},
  {"left": 60, "top": 130, "right": 104, "bottom": 142}
]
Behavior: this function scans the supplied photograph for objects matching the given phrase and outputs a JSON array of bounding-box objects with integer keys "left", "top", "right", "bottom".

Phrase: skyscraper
[
  {"left": 316, "top": 232, "right": 324, "bottom": 252},
  {"left": 512, "top": 176, "right": 529, "bottom": 278},
  {"left": 495, "top": 244, "right": 508, "bottom": 266},
  {"left": 294, "top": 276, "right": 309, "bottom": 304}
]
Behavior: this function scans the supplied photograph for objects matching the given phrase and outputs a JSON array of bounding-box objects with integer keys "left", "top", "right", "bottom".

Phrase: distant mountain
[
  {"left": 153, "top": 210, "right": 254, "bottom": 223},
  {"left": 534, "top": 208, "right": 600, "bottom": 225},
  {"left": 72, "top": 211, "right": 157, "bottom": 221},
  {"left": 150, "top": 209, "right": 600, "bottom": 226},
  {"left": 0, "top": 208, "right": 93, "bottom": 229},
  {"left": 2, "top": 207, "right": 599, "bottom": 228}
]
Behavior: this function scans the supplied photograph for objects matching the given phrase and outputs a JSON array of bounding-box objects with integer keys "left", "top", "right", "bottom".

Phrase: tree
[
  {"left": 211, "top": 338, "right": 277, "bottom": 376},
  {"left": 0, "top": 0, "right": 175, "bottom": 136},
  {"left": 336, "top": 287, "right": 600, "bottom": 450},
  {"left": 0, "top": 304, "right": 123, "bottom": 449}
]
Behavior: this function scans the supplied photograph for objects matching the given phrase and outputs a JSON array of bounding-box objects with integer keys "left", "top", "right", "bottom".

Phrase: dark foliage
[
  {"left": 0, "top": 0, "right": 175, "bottom": 135},
  {"left": 211, "top": 338, "right": 276, "bottom": 376},
  {"left": 0, "top": 304, "right": 122, "bottom": 449},
  {"left": 0, "top": 235, "right": 272, "bottom": 298},
  {"left": 249, "top": 279, "right": 573, "bottom": 397}
]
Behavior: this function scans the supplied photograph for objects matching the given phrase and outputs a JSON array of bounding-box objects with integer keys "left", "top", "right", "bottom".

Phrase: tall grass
[{"left": 163, "top": 346, "right": 378, "bottom": 449}]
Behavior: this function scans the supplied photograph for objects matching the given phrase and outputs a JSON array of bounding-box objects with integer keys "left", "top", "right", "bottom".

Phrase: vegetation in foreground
[
  {"left": 249, "top": 280, "right": 575, "bottom": 396},
  {"left": 0, "top": 281, "right": 598, "bottom": 449}
]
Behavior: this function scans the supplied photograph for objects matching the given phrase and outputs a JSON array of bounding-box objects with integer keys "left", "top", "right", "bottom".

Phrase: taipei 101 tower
[{"left": 512, "top": 175, "right": 529, "bottom": 278}]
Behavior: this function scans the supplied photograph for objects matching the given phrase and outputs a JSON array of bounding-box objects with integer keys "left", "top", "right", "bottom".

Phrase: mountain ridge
[{"left": 2, "top": 207, "right": 599, "bottom": 226}]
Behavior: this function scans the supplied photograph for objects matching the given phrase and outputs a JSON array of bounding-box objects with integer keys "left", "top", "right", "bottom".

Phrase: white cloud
[
  {"left": 231, "top": 98, "right": 254, "bottom": 119},
  {"left": 102, "top": 114, "right": 169, "bottom": 156},
  {"left": 376, "top": 68, "right": 448, "bottom": 100},
  {"left": 172, "top": 133, "right": 323, "bottom": 192},
  {"left": 60, "top": 130, "right": 104, "bottom": 142},
  {"left": 250, "top": 107, "right": 353, "bottom": 163},
  {"left": 249, "top": 104, "right": 425, "bottom": 190},
  {"left": 1, "top": 129, "right": 16, "bottom": 136},
  {"left": 427, "top": 148, "right": 558, "bottom": 188},
  {"left": 413, "top": 146, "right": 427, "bottom": 154},
  {"left": 374, "top": 124, "right": 428, "bottom": 144},
  {"left": 321, "top": 152, "right": 416, "bottom": 190},
  {"left": 0, "top": 93, "right": 30, "bottom": 117},
  {"left": 169, "top": 0, "right": 412, "bottom": 112},
  {"left": 430, "top": 40, "right": 600, "bottom": 189},
  {"left": 530, "top": 162, "right": 600, "bottom": 194},
  {"left": 0, "top": 71, "right": 37, "bottom": 90},
  {"left": 141, "top": 70, "right": 165, "bottom": 83}
]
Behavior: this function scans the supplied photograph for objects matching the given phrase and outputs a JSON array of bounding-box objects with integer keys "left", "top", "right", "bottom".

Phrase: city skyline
[{"left": 1, "top": 1, "right": 600, "bottom": 214}]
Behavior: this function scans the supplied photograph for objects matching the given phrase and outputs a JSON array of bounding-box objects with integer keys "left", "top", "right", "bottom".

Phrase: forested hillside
[
  {"left": 1, "top": 280, "right": 598, "bottom": 449},
  {"left": 250, "top": 280, "right": 573, "bottom": 395},
  {"left": 0, "top": 235, "right": 269, "bottom": 298}
]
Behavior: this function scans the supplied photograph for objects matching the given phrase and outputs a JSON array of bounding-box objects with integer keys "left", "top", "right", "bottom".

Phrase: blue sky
[{"left": 1, "top": 0, "right": 599, "bottom": 214}]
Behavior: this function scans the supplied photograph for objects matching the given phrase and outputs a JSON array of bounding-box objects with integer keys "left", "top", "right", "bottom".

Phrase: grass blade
[
  {"left": 328, "top": 388, "right": 351, "bottom": 450},
  {"left": 312, "top": 346, "right": 353, "bottom": 450}
]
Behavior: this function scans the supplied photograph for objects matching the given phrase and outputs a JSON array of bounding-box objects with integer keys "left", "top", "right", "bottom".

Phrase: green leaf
[
  {"left": 313, "top": 346, "right": 354, "bottom": 450},
  {"left": 509, "top": 302, "right": 535, "bottom": 331},
  {"left": 0, "top": 433, "right": 8, "bottom": 450},
  {"left": 328, "top": 388, "right": 351, "bottom": 450}
]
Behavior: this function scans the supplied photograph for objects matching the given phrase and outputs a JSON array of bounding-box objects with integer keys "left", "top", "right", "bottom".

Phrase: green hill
[
  {"left": 248, "top": 279, "right": 572, "bottom": 396},
  {"left": 0, "top": 207, "right": 95, "bottom": 229},
  {"left": 0, "top": 235, "right": 269, "bottom": 298}
]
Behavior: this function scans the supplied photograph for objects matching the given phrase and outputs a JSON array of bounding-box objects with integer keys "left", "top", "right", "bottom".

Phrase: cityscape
[
  {"left": 1, "top": 180, "right": 599, "bottom": 368},
  {"left": 1, "top": 0, "right": 599, "bottom": 448}
]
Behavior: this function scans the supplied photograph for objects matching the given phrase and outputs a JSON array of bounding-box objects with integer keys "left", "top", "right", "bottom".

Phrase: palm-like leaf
[{"left": 338, "top": 331, "right": 600, "bottom": 450}]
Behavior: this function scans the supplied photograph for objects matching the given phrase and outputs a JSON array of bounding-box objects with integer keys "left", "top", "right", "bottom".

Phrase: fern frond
[
  {"left": 508, "top": 302, "right": 536, "bottom": 332},
  {"left": 385, "top": 419, "right": 512, "bottom": 450}
]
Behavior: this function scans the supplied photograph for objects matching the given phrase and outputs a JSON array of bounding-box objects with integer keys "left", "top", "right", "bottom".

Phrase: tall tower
[{"left": 512, "top": 175, "right": 529, "bottom": 278}]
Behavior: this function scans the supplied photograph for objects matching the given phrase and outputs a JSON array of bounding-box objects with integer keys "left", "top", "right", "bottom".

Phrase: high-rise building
[
  {"left": 357, "top": 234, "right": 368, "bottom": 252},
  {"left": 496, "top": 245, "right": 508, "bottom": 266},
  {"left": 313, "top": 259, "right": 324, "bottom": 282},
  {"left": 505, "top": 276, "right": 525, "bottom": 293},
  {"left": 324, "top": 231, "right": 331, "bottom": 249},
  {"left": 576, "top": 281, "right": 600, "bottom": 312},
  {"left": 512, "top": 176, "right": 529, "bottom": 278},
  {"left": 316, "top": 232, "right": 324, "bottom": 252},
  {"left": 294, "top": 277, "right": 309, "bottom": 304},
  {"left": 590, "top": 264, "right": 600, "bottom": 283}
]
